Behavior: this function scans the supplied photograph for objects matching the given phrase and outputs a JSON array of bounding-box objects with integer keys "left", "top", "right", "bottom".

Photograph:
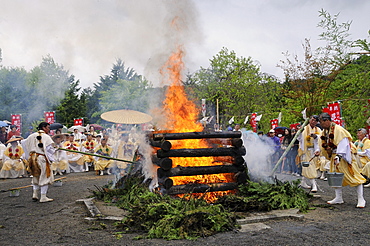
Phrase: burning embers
[{"left": 150, "top": 131, "right": 247, "bottom": 202}]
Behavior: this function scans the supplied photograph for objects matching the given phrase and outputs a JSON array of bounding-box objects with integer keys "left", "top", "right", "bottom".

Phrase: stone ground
[{"left": 1, "top": 172, "right": 370, "bottom": 246}]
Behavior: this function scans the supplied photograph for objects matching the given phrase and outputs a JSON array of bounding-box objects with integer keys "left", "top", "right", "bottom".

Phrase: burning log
[
  {"left": 157, "top": 146, "right": 246, "bottom": 158},
  {"left": 166, "top": 182, "right": 239, "bottom": 195},
  {"left": 153, "top": 131, "right": 241, "bottom": 141},
  {"left": 205, "top": 138, "right": 243, "bottom": 148},
  {"left": 234, "top": 171, "right": 248, "bottom": 184},
  {"left": 157, "top": 165, "right": 240, "bottom": 178},
  {"left": 233, "top": 156, "right": 245, "bottom": 166},
  {"left": 159, "top": 158, "right": 173, "bottom": 171},
  {"left": 231, "top": 138, "right": 243, "bottom": 148},
  {"left": 158, "top": 177, "right": 174, "bottom": 190},
  {"left": 149, "top": 140, "right": 172, "bottom": 151}
]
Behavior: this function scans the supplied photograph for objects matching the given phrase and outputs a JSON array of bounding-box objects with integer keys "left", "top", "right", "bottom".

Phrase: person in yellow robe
[
  {"left": 319, "top": 113, "right": 366, "bottom": 208},
  {"left": 94, "top": 138, "right": 114, "bottom": 175},
  {"left": 63, "top": 135, "right": 84, "bottom": 172},
  {"left": 81, "top": 134, "right": 98, "bottom": 172},
  {"left": 51, "top": 134, "right": 69, "bottom": 175},
  {"left": 297, "top": 115, "right": 322, "bottom": 192},
  {"left": 0, "top": 136, "right": 25, "bottom": 178},
  {"left": 355, "top": 128, "right": 370, "bottom": 187}
]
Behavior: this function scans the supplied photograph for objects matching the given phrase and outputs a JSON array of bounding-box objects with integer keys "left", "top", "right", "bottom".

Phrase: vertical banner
[
  {"left": 44, "top": 111, "right": 55, "bottom": 124},
  {"left": 11, "top": 114, "right": 22, "bottom": 132},
  {"left": 250, "top": 113, "right": 257, "bottom": 132},
  {"left": 270, "top": 119, "right": 278, "bottom": 129},
  {"left": 201, "top": 99, "right": 206, "bottom": 117},
  {"left": 74, "top": 118, "right": 83, "bottom": 126},
  {"left": 323, "top": 102, "right": 343, "bottom": 126}
]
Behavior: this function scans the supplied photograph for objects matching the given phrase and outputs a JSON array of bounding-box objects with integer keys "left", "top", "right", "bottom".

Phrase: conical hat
[
  {"left": 52, "top": 133, "right": 68, "bottom": 141},
  {"left": 101, "top": 109, "right": 152, "bottom": 124},
  {"left": 6, "top": 136, "right": 23, "bottom": 144}
]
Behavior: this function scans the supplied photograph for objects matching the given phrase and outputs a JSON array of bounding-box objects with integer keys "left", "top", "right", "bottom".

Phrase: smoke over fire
[{"left": 152, "top": 14, "right": 235, "bottom": 202}]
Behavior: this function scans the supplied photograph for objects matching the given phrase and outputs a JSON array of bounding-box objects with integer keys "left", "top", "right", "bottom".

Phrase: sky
[{"left": 0, "top": 0, "right": 369, "bottom": 88}]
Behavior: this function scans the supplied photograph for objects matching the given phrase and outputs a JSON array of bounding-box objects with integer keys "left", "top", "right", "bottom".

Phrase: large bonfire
[{"left": 160, "top": 47, "right": 235, "bottom": 202}]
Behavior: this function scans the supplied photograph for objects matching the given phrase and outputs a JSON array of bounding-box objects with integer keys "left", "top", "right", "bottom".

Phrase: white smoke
[
  {"left": 0, "top": 0, "right": 203, "bottom": 88},
  {"left": 241, "top": 130, "right": 275, "bottom": 181}
]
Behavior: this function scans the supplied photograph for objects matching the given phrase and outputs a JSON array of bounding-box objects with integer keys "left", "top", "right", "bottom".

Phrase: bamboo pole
[
  {"left": 58, "top": 148, "right": 137, "bottom": 164},
  {"left": 216, "top": 99, "right": 219, "bottom": 124},
  {"left": 270, "top": 118, "right": 310, "bottom": 177},
  {"left": 1, "top": 177, "right": 67, "bottom": 192}
]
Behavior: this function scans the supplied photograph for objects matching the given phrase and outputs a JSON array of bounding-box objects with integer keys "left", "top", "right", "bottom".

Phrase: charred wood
[
  {"left": 157, "top": 146, "right": 246, "bottom": 158},
  {"left": 231, "top": 138, "right": 243, "bottom": 148},
  {"left": 235, "top": 171, "right": 248, "bottom": 184},
  {"left": 153, "top": 131, "right": 242, "bottom": 141},
  {"left": 159, "top": 158, "right": 173, "bottom": 171},
  {"left": 166, "top": 182, "right": 238, "bottom": 195},
  {"left": 158, "top": 177, "right": 174, "bottom": 190},
  {"left": 205, "top": 138, "right": 243, "bottom": 148},
  {"left": 233, "top": 156, "right": 245, "bottom": 166},
  {"left": 157, "top": 165, "right": 239, "bottom": 178},
  {"left": 149, "top": 140, "right": 172, "bottom": 151}
]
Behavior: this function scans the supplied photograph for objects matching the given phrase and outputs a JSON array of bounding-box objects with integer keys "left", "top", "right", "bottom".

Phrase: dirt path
[{"left": 1, "top": 172, "right": 370, "bottom": 245}]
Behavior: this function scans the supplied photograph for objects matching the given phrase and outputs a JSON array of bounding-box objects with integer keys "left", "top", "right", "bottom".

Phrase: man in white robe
[{"left": 26, "top": 122, "right": 57, "bottom": 203}]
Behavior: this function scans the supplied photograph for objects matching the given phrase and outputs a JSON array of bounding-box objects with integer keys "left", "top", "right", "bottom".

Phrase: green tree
[
  {"left": 327, "top": 55, "right": 370, "bottom": 133},
  {"left": 316, "top": 9, "right": 354, "bottom": 69},
  {"left": 0, "top": 66, "right": 29, "bottom": 120},
  {"left": 86, "top": 59, "right": 144, "bottom": 122},
  {"left": 278, "top": 9, "right": 357, "bottom": 122},
  {"left": 99, "top": 76, "right": 152, "bottom": 113},
  {"left": 278, "top": 39, "right": 336, "bottom": 119},
  {"left": 187, "top": 47, "right": 282, "bottom": 131},
  {"left": 27, "top": 55, "right": 70, "bottom": 122},
  {"left": 55, "top": 78, "right": 87, "bottom": 127}
]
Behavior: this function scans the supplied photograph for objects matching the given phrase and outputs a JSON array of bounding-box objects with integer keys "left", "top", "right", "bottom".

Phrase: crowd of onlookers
[{"left": 0, "top": 124, "right": 140, "bottom": 179}]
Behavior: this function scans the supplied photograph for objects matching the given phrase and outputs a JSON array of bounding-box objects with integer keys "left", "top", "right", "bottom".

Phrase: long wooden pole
[
  {"left": 1, "top": 177, "right": 67, "bottom": 192},
  {"left": 216, "top": 99, "right": 219, "bottom": 124},
  {"left": 270, "top": 118, "right": 310, "bottom": 177},
  {"left": 58, "top": 148, "right": 137, "bottom": 164}
]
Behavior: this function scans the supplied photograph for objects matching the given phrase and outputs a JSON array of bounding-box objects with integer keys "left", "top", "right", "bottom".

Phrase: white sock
[{"left": 40, "top": 185, "right": 49, "bottom": 195}]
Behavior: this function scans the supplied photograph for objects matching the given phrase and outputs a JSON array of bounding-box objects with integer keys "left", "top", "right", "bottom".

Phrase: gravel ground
[{"left": 1, "top": 172, "right": 370, "bottom": 246}]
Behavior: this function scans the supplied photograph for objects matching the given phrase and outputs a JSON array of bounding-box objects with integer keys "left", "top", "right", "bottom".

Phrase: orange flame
[{"left": 161, "top": 46, "right": 234, "bottom": 202}]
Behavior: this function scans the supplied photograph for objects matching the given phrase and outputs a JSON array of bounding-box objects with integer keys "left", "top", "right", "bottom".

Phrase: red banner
[
  {"left": 290, "top": 123, "right": 300, "bottom": 129},
  {"left": 11, "top": 114, "right": 22, "bottom": 132},
  {"left": 44, "top": 111, "right": 55, "bottom": 124},
  {"left": 323, "top": 102, "right": 343, "bottom": 126},
  {"left": 250, "top": 113, "right": 257, "bottom": 132},
  {"left": 270, "top": 118, "right": 278, "bottom": 129},
  {"left": 74, "top": 118, "right": 83, "bottom": 126}
]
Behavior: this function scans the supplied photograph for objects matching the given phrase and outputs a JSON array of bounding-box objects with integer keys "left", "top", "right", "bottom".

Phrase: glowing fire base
[{"left": 151, "top": 131, "right": 247, "bottom": 202}]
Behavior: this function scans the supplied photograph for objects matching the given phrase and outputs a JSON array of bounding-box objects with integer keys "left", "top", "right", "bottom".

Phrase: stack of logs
[{"left": 150, "top": 131, "right": 247, "bottom": 196}]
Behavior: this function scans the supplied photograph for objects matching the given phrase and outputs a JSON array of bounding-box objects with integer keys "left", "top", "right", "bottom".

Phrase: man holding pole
[
  {"left": 26, "top": 122, "right": 57, "bottom": 203},
  {"left": 319, "top": 113, "right": 366, "bottom": 208},
  {"left": 297, "top": 115, "right": 321, "bottom": 192}
]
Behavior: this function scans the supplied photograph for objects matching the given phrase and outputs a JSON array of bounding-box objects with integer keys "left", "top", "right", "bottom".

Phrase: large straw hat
[
  {"left": 101, "top": 109, "right": 152, "bottom": 124},
  {"left": 6, "top": 136, "right": 23, "bottom": 144},
  {"left": 52, "top": 133, "right": 68, "bottom": 141}
]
